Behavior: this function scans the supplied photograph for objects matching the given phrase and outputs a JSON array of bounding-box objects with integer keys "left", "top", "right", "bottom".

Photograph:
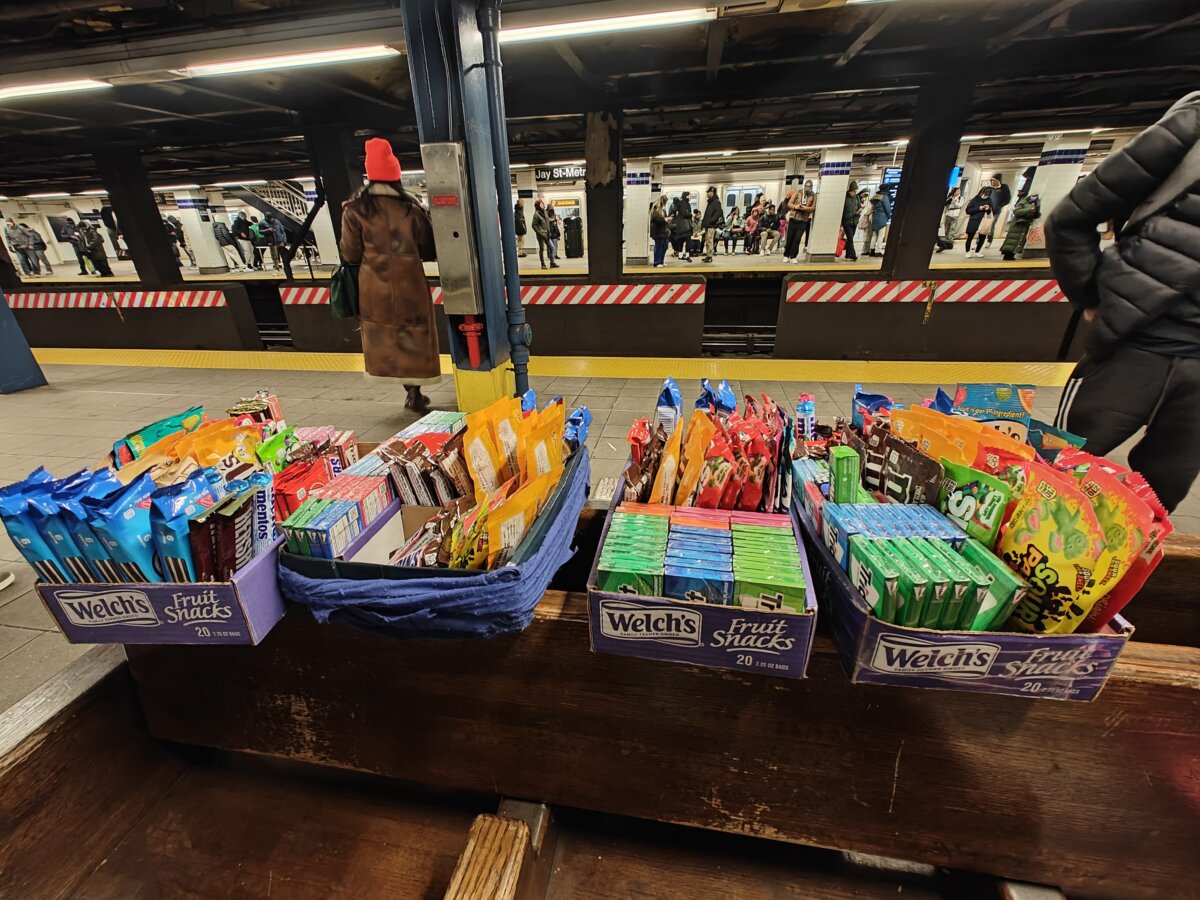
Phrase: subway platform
[{"left": 3, "top": 351, "right": 1199, "bottom": 719}]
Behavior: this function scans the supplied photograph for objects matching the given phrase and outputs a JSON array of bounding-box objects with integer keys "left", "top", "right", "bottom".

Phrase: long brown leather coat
[{"left": 339, "top": 184, "right": 439, "bottom": 382}]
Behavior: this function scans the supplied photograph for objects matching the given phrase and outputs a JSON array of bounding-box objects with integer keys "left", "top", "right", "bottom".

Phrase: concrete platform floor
[{"left": 1, "top": 361, "right": 1193, "bottom": 716}]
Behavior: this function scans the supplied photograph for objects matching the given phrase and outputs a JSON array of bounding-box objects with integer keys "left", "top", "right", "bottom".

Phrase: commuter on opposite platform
[
  {"left": 22, "top": 224, "right": 53, "bottom": 275},
  {"left": 669, "top": 191, "right": 693, "bottom": 261},
  {"left": 783, "top": 181, "right": 816, "bottom": 263},
  {"left": 866, "top": 189, "right": 892, "bottom": 257},
  {"left": 213, "top": 219, "right": 247, "bottom": 271},
  {"left": 940, "top": 187, "right": 965, "bottom": 249},
  {"left": 985, "top": 173, "right": 1012, "bottom": 252},
  {"left": 5, "top": 219, "right": 37, "bottom": 276},
  {"left": 339, "top": 137, "right": 439, "bottom": 413},
  {"left": 964, "top": 185, "right": 996, "bottom": 258},
  {"left": 514, "top": 200, "right": 527, "bottom": 257},
  {"left": 650, "top": 195, "right": 671, "bottom": 268},
  {"left": 701, "top": 185, "right": 724, "bottom": 263},
  {"left": 840, "top": 181, "right": 861, "bottom": 262},
  {"left": 724, "top": 207, "right": 743, "bottom": 254},
  {"left": 760, "top": 203, "right": 781, "bottom": 255},
  {"left": 532, "top": 199, "right": 552, "bottom": 269},
  {"left": 232, "top": 212, "right": 254, "bottom": 270},
  {"left": 547, "top": 207, "right": 562, "bottom": 267},
  {"left": 77, "top": 221, "right": 113, "bottom": 277}
]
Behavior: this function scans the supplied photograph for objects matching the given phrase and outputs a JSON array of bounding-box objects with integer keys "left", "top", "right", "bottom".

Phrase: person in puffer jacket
[{"left": 1047, "top": 91, "right": 1200, "bottom": 511}]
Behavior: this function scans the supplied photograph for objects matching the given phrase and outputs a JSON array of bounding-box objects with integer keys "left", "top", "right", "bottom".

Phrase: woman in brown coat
[{"left": 339, "top": 138, "right": 439, "bottom": 412}]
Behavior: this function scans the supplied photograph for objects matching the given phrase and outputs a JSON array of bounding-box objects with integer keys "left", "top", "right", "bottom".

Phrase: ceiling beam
[
  {"left": 706, "top": 19, "right": 731, "bottom": 83},
  {"left": 551, "top": 41, "right": 609, "bottom": 94},
  {"left": 834, "top": 5, "right": 903, "bottom": 69},
  {"left": 988, "top": 0, "right": 1086, "bottom": 53},
  {"left": 1133, "top": 9, "right": 1200, "bottom": 42}
]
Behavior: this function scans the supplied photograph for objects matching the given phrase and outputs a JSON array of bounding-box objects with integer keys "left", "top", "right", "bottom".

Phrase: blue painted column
[{"left": 0, "top": 288, "right": 47, "bottom": 394}]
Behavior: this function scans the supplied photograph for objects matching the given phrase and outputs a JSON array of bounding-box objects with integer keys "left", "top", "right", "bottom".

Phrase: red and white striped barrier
[
  {"left": 5, "top": 291, "right": 111, "bottom": 309},
  {"left": 786, "top": 281, "right": 931, "bottom": 303},
  {"left": 115, "top": 290, "right": 227, "bottom": 309},
  {"left": 933, "top": 279, "right": 1065, "bottom": 303},
  {"left": 786, "top": 279, "right": 1066, "bottom": 303},
  {"left": 282, "top": 283, "right": 703, "bottom": 307}
]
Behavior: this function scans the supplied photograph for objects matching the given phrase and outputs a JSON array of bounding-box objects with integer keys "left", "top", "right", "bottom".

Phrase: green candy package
[{"left": 939, "top": 458, "right": 1011, "bottom": 547}]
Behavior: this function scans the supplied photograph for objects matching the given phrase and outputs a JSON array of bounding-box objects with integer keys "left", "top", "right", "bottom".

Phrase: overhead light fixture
[
  {"left": 755, "top": 144, "right": 846, "bottom": 153},
  {"left": 544, "top": 159, "right": 585, "bottom": 166},
  {"left": 500, "top": 8, "right": 716, "bottom": 44},
  {"left": 27, "top": 192, "right": 71, "bottom": 199},
  {"left": 76, "top": 189, "right": 108, "bottom": 196},
  {"left": 960, "top": 135, "right": 988, "bottom": 142},
  {"left": 0, "top": 196, "right": 8, "bottom": 201},
  {"left": 1009, "top": 128, "right": 1104, "bottom": 138},
  {"left": 296, "top": 176, "right": 316, "bottom": 183},
  {"left": 211, "top": 180, "right": 268, "bottom": 187},
  {"left": 509, "top": 163, "right": 531, "bottom": 169},
  {"left": 0, "top": 79, "right": 111, "bottom": 102},
  {"left": 656, "top": 150, "right": 737, "bottom": 159},
  {"left": 187, "top": 45, "right": 400, "bottom": 78},
  {"left": 152, "top": 183, "right": 201, "bottom": 191}
]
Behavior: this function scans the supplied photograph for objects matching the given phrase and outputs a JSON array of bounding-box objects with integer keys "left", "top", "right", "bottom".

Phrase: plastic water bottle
[{"left": 796, "top": 393, "right": 816, "bottom": 442}]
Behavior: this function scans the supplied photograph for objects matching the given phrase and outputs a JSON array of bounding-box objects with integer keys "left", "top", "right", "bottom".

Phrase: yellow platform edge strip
[{"left": 30, "top": 348, "right": 1075, "bottom": 386}]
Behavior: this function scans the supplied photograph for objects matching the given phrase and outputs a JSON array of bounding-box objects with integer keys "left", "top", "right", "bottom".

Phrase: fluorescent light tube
[
  {"left": 189, "top": 45, "right": 400, "bottom": 77},
  {"left": 27, "top": 192, "right": 71, "bottom": 198},
  {"left": 0, "top": 79, "right": 111, "bottom": 102},
  {"left": 500, "top": 8, "right": 716, "bottom": 44},
  {"left": 76, "top": 189, "right": 109, "bottom": 195},
  {"left": 211, "top": 180, "right": 268, "bottom": 186},
  {"left": 152, "top": 184, "right": 201, "bottom": 191}
]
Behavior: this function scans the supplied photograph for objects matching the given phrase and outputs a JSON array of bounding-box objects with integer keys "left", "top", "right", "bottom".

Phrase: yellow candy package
[
  {"left": 525, "top": 402, "right": 566, "bottom": 480},
  {"left": 175, "top": 422, "right": 262, "bottom": 480},
  {"left": 673, "top": 410, "right": 717, "bottom": 506},
  {"left": 486, "top": 472, "right": 555, "bottom": 568},
  {"left": 999, "top": 464, "right": 1108, "bottom": 634},
  {"left": 464, "top": 408, "right": 507, "bottom": 503},
  {"left": 477, "top": 395, "right": 521, "bottom": 481},
  {"left": 650, "top": 421, "right": 683, "bottom": 505},
  {"left": 890, "top": 409, "right": 968, "bottom": 466}
]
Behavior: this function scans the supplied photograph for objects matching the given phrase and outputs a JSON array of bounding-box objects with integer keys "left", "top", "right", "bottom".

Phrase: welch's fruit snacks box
[
  {"left": 37, "top": 536, "right": 285, "bottom": 645},
  {"left": 587, "top": 475, "right": 817, "bottom": 680},
  {"left": 795, "top": 504, "right": 1132, "bottom": 702}
]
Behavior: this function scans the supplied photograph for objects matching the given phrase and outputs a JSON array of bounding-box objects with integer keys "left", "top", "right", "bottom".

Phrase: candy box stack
[{"left": 790, "top": 383, "right": 1154, "bottom": 701}]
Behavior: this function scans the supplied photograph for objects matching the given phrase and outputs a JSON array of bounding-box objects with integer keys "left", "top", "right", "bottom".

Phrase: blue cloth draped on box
[{"left": 280, "top": 449, "right": 589, "bottom": 639}]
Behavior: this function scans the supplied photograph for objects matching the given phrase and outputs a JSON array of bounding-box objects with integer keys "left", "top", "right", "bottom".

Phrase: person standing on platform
[
  {"left": 22, "top": 224, "right": 53, "bottom": 275},
  {"left": 266, "top": 215, "right": 286, "bottom": 270},
  {"left": 867, "top": 189, "right": 892, "bottom": 256},
  {"left": 941, "top": 187, "right": 965, "bottom": 247},
  {"left": 167, "top": 215, "right": 196, "bottom": 267},
  {"left": 547, "top": 207, "right": 562, "bottom": 268},
  {"left": 724, "top": 207, "right": 743, "bottom": 254},
  {"left": 532, "top": 200, "right": 552, "bottom": 269},
  {"left": 213, "top": 219, "right": 246, "bottom": 270},
  {"left": 1047, "top": 91, "right": 1200, "bottom": 512},
  {"left": 249, "top": 216, "right": 269, "bottom": 269},
  {"left": 985, "top": 173, "right": 1012, "bottom": 252},
  {"left": 963, "top": 185, "right": 996, "bottom": 258},
  {"left": 784, "top": 181, "right": 816, "bottom": 262},
  {"left": 164, "top": 217, "right": 183, "bottom": 265},
  {"left": 77, "top": 221, "right": 113, "bottom": 276},
  {"left": 4, "top": 219, "right": 35, "bottom": 275},
  {"left": 650, "top": 196, "right": 671, "bottom": 268},
  {"left": 700, "top": 185, "right": 724, "bottom": 263},
  {"left": 64, "top": 219, "right": 91, "bottom": 275},
  {"left": 339, "top": 137, "right": 440, "bottom": 414},
  {"left": 514, "top": 200, "right": 527, "bottom": 257},
  {"left": 232, "top": 212, "right": 254, "bottom": 270},
  {"left": 1001, "top": 191, "right": 1040, "bottom": 261},
  {"left": 669, "top": 191, "right": 693, "bottom": 261},
  {"left": 840, "top": 182, "right": 861, "bottom": 261}
]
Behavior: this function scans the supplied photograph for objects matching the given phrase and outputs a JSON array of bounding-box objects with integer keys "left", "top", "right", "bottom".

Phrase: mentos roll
[
  {"left": 248, "top": 471, "right": 278, "bottom": 556},
  {"left": 203, "top": 466, "right": 227, "bottom": 502}
]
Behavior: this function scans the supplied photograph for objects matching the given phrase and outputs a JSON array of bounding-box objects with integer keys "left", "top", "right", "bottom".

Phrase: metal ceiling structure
[{"left": 1, "top": 0, "right": 1199, "bottom": 195}]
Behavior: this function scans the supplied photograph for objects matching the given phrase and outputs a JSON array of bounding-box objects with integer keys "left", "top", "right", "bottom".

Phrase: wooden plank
[
  {"left": 0, "top": 664, "right": 186, "bottom": 899},
  {"left": 497, "top": 800, "right": 557, "bottom": 900},
  {"left": 1134, "top": 533, "right": 1200, "bottom": 648},
  {"left": 72, "top": 761, "right": 477, "bottom": 899},
  {"left": 125, "top": 596, "right": 1200, "bottom": 899},
  {"left": 444, "top": 814, "right": 530, "bottom": 900}
]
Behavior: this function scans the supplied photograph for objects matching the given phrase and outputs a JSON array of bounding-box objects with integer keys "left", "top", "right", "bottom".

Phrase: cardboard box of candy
[
  {"left": 794, "top": 502, "right": 1133, "bottom": 702},
  {"left": 587, "top": 470, "right": 817, "bottom": 680}
]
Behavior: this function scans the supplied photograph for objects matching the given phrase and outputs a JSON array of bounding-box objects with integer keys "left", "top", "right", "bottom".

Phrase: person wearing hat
[
  {"left": 340, "top": 137, "right": 439, "bottom": 412},
  {"left": 984, "top": 172, "right": 1012, "bottom": 251}
]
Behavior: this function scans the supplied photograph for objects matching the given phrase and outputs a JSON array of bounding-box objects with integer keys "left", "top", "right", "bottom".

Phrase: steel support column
[
  {"left": 880, "top": 75, "right": 974, "bottom": 281},
  {"left": 304, "top": 126, "right": 361, "bottom": 244},
  {"left": 585, "top": 110, "right": 624, "bottom": 282},
  {"left": 93, "top": 148, "right": 181, "bottom": 288}
]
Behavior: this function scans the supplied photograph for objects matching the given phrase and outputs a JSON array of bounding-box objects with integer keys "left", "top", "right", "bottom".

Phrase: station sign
[{"left": 536, "top": 165, "right": 586, "bottom": 181}]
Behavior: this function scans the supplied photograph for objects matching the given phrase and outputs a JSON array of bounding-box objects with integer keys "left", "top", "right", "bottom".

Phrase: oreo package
[
  {"left": 84, "top": 472, "right": 162, "bottom": 583},
  {"left": 150, "top": 470, "right": 218, "bottom": 581},
  {"left": 0, "top": 469, "right": 88, "bottom": 584},
  {"left": 57, "top": 469, "right": 125, "bottom": 583}
]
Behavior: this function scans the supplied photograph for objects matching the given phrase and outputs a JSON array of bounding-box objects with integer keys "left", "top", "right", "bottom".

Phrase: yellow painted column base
[{"left": 453, "top": 364, "right": 515, "bottom": 413}]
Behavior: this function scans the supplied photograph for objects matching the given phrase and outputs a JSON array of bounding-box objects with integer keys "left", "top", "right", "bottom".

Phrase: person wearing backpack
[
  {"left": 1000, "top": 191, "right": 1040, "bottom": 260},
  {"left": 1048, "top": 91, "right": 1200, "bottom": 511}
]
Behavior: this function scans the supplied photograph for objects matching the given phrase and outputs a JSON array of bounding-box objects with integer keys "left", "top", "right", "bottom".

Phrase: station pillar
[
  {"left": 881, "top": 75, "right": 973, "bottom": 280},
  {"left": 0, "top": 288, "right": 47, "bottom": 394},
  {"left": 807, "top": 148, "right": 854, "bottom": 262},
  {"left": 301, "top": 182, "right": 341, "bottom": 271},
  {"left": 304, "top": 126, "right": 361, "bottom": 245},
  {"left": 1022, "top": 135, "right": 1093, "bottom": 259},
  {"left": 585, "top": 110, "right": 624, "bottom": 281},
  {"left": 785, "top": 155, "right": 807, "bottom": 192},
  {"left": 94, "top": 148, "right": 182, "bottom": 287},
  {"left": 624, "top": 157, "right": 653, "bottom": 265},
  {"left": 173, "top": 190, "right": 229, "bottom": 275}
]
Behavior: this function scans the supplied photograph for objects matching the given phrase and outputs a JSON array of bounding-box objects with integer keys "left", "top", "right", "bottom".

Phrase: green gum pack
[
  {"left": 960, "top": 537, "right": 1029, "bottom": 631},
  {"left": 849, "top": 535, "right": 899, "bottom": 622},
  {"left": 872, "top": 540, "right": 929, "bottom": 627},
  {"left": 913, "top": 539, "right": 970, "bottom": 630},
  {"left": 893, "top": 539, "right": 950, "bottom": 629},
  {"left": 924, "top": 538, "right": 989, "bottom": 630},
  {"left": 597, "top": 558, "right": 664, "bottom": 597},
  {"left": 733, "top": 571, "right": 807, "bottom": 613}
]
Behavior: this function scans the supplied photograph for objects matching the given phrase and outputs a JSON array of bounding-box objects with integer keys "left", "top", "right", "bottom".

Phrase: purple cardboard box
[
  {"left": 587, "top": 474, "right": 817, "bottom": 680},
  {"left": 36, "top": 537, "right": 286, "bottom": 645},
  {"left": 795, "top": 503, "right": 1133, "bottom": 702}
]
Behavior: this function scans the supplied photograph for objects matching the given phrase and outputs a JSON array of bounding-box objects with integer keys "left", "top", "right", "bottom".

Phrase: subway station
[{"left": 1, "top": 2, "right": 1198, "bottom": 897}]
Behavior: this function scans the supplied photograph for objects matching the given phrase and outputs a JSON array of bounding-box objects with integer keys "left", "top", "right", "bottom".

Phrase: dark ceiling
[{"left": 1, "top": 0, "right": 1198, "bottom": 194}]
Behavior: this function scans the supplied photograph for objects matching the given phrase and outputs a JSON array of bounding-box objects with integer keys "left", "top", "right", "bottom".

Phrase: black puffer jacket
[{"left": 1047, "top": 93, "right": 1200, "bottom": 356}]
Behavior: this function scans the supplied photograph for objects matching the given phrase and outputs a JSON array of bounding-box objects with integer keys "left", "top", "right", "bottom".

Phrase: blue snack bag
[
  {"left": 59, "top": 470, "right": 125, "bottom": 583},
  {"left": 1027, "top": 418, "right": 1086, "bottom": 463},
  {"left": 655, "top": 377, "right": 683, "bottom": 434},
  {"left": 520, "top": 389, "right": 538, "bottom": 414},
  {"left": 85, "top": 473, "right": 162, "bottom": 583},
  {"left": 926, "top": 386, "right": 957, "bottom": 416},
  {"left": 0, "top": 469, "right": 90, "bottom": 584},
  {"left": 851, "top": 385, "right": 895, "bottom": 431},
  {"left": 951, "top": 383, "right": 1036, "bottom": 442},
  {"left": 26, "top": 490, "right": 98, "bottom": 584},
  {"left": 564, "top": 406, "right": 593, "bottom": 453},
  {"left": 150, "top": 471, "right": 218, "bottom": 581},
  {"left": 714, "top": 379, "right": 737, "bottom": 415}
]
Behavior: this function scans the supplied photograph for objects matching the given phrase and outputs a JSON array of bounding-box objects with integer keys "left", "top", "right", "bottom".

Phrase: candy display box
[
  {"left": 794, "top": 504, "right": 1134, "bottom": 702},
  {"left": 587, "top": 471, "right": 817, "bottom": 680},
  {"left": 36, "top": 537, "right": 286, "bottom": 645}
]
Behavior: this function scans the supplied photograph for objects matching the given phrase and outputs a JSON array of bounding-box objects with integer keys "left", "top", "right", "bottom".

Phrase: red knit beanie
[{"left": 364, "top": 137, "right": 402, "bottom": 182}]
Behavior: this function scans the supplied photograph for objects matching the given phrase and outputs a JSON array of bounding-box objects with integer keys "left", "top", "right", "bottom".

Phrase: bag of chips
[
  {"left": 951, "top": 383, "right": 1036, "bottom": 442},
  {"left": 464, "top": 409, "right": 507, "bottom": 503},
  {"left": 113, "top": 406, "right": 204, "bottom": 468}
]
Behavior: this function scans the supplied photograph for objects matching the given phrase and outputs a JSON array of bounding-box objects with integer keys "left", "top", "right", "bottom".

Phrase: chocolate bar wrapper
[
  {"left": 187, "top": 511, "right": 219, "bottom": 582},
  {"left": 214, "top": 492, "right": 256, "bottom": 580},
  {"left": 881, "top": 432, "right": 944, "bottom": 505}
]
